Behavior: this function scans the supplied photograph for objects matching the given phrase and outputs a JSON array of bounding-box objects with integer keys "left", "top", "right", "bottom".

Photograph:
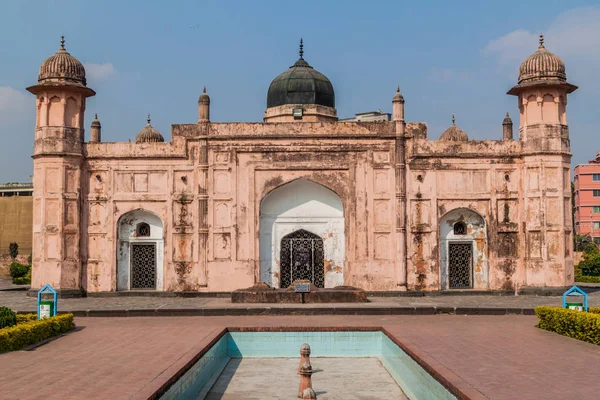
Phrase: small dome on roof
[
  {"left": 393, "top": 86, "right": 404, "bottom": 103},
  {"left": 135, "top": 115, "right": 164, "bottom": 143},
  {"left": 518, "top": 34, "right": 566, "bottom": 84},
  {"left": 38, "top": 36, "right": 87, "bottom": 86},
  {"left": 198, "top": 86, "right": 210, "bottom": 104},
  {"left": 91, "top": 114, "right": 101, "bottom": 127},
  {"left": 440, "top": 115, "right": 468, "bottom": 142},
  {"left": 267, "top": 39, "right": 335, "bottom": 109}
]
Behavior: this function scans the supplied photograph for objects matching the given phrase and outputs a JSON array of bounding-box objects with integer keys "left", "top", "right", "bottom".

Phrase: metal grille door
[
  {"left": 448, "top": 243, "right": 473, "bottom": 289},
  {"left": 131, "top": 244, "right": 156, "bottom": 289},
  {"left": 280, "top": 229, "right": 325, "bottom": 289}
]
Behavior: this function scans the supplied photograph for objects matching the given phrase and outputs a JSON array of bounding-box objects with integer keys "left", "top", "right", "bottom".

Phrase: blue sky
[{"left": 1, "top": 0, "right": 599, "bottom": 182}]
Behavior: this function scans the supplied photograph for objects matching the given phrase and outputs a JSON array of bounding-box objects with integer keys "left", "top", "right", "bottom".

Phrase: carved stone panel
[
  {"left": 116, "top": 173, "right": 132, "bottom": 193},
  {"left": 89, "top": 202, "right": 106, "bottom": 228},
  {"left": 497, "top": 232, "right": 518, "bottom": 258},
  {"left": 214, "top": 202, "right": 231, "bottom": 228},
  {"left": 214, "top": 233, "right": 231, "bottom": 260},
  {"left": 373, "top": 169, "right": 390, "bottom": 195},
  {"left": 134, "top": 173, "right": 148, "bottom": 192},
  {"left": 46, "top": 199, "right": 59, "bottom": 226},
  {"left": 65, "top": 169, "right": 77, "bottom": 194},
  {"left": 215, "top": 152, "right": 230, "bottom": 164},
  {"left": 527, "top": 231, "right": 543, "bottom": 259},
  {"left": 173, "top": 234, "right": 193, "bottom": 262},
  {"left": 373, "top": 151, "right": 390, "bottom": 164},
  {"left": 46, "top": 168, "right": 60, "bottom": 193},
  {"left": 173, "top": 200, "right": 193, "bottom": 227},
  {"left": 214, "top": 171, "right": 231, "bottom": 195},
  {"left": 527, "top": 168, "right": 540, "bottom": 192},
  {"left": 174, "top": 171, "right": 193, "bottom": 194},
  {"left": 374, "top": 199, "right": 391, "bottom": 231},
  {"left": 547, "top": 231, "right": 560, "bottom": 260},
  {"left": 46, "top": 234, "right": 60, "bottom": 260},
  {"left": 149, "top": 172, "right": 167, "bottom": 193},
  {"left": 65, "top": 200, "right": 77, "bottom": 226},
  {"left": 374, "top": 234, "right": 389, "bottom": 259}
]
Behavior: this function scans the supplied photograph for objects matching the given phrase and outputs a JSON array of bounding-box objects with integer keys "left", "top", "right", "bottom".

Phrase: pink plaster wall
[{"left": 30, "top": 90, "right": 574, "bottom": 293}]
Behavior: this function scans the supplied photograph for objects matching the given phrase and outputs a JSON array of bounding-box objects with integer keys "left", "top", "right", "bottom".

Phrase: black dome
[{"left": 267, "top": 42, "right": 335, "bottom": 109}]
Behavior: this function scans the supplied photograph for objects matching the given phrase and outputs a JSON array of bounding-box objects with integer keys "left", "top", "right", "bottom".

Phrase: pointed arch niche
[
  {"left": 259, "top": 179, "right": 345, "bottom": 288},
  {"left": 117, "top": 209, "right": 164, "bottom": 291},
  {"left": 439, "top": 208, "right": 488, "bottom": 290}
]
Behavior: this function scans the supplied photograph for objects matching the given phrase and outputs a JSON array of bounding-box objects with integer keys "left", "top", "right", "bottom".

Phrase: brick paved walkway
[
  {"left": 0, "top": 315, "right": 598, "bottom": 400},
  {"left": 1, "top": 290, "right": 599, "bottom": 315}
]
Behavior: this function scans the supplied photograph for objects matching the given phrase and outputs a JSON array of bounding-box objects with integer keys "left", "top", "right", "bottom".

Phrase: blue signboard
[
  {"left": 562, "top": 285, "right": 588, "bottom": 312},
  {"left": 37, "top": 284, "right": 58, "bottom": 319}
]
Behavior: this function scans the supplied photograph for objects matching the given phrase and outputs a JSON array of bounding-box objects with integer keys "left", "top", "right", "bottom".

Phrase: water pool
[{"left": 159, "top": 330, "right": 457, "bottom": 400}]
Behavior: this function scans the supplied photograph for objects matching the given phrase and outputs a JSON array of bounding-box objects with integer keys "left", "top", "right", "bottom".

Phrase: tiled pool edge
[
  {"left": 146, "top": 328, "right": 228, "bottom": 400},
  {"left": 149, "top": 327, "right": 486, "bottom": 400},
  {"left": 380, "top": 328, "right": 486, "bottom": 400}
]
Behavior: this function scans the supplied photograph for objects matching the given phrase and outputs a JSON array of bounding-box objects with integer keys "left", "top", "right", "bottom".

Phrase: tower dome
[
  {"left": 266, "top": 39, "right": 335, "bottom": 108},
  {"left": 440, "top": 115, "right": 468, "bottom": 141},
  {"left": 518, "top": 35, "right": 565, "bottom": 84},
  {"left": 135, "top": 115, "right": 164, "bottom": 143},
  {"left": 38, "top": 36, "right": 87, "bottom": 86}
]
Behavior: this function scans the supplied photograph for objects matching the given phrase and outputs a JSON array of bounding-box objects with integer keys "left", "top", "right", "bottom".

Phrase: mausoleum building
[{"left": 27, "top": 36, "right": 576, "bottom": 295}]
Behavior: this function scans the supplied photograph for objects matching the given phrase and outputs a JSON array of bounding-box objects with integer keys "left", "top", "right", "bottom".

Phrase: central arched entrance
[
  {"left": 280, "top": 229, "right": 325, "bottom": 288},
  {"left": 259, "top": 178, "right": 344, "bottom": 288}
]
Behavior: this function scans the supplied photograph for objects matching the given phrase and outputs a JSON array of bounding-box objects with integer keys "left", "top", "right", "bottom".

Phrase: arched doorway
[
  {"left": 280, "top": 229, "right": 325, "bottom": 288},
  {"left": 439, "top": 208, "right": 488, "bottom": 290},
  {"left": 117, "top": 210, "right": 164, "bottom": 291},
  {"left": 259, "top": 179, "right": 344, "bottom": 288}
]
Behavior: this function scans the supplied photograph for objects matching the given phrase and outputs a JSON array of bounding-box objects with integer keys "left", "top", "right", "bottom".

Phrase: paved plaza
[
  {"left": 1, "top": 315, "right": 599, "bottom": 400},
  {"left": 1, "top": 288, "right": 599, "bottom": 316}
]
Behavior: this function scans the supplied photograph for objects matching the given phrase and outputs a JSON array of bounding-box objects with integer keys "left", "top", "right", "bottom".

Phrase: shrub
[
  {"left": 12, "top": 272, "right": 31, "bottom": 285},
  {"left": 0, "top": 314, "right": 74, "bottom": 353},
  {"left": 0, "top": 307, "right": 17, "bottom": 329},
  {"left": 535, "top": 306, "right": 600, "bottom": 345},
  {"left": 8, "top": 242, "right": 18, "bottom": 259},
  {"left": 15, "top": 313, "right": 37, "bottom": 324},
  {"left": 575, "top": 275, "right": 600, "bottom": 283},
  {"left": 9, "top": 262, "right": 29, "bottom": 279}
]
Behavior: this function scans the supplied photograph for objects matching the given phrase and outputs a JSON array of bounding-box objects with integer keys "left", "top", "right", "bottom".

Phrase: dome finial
[
  {"left": 94, "top": 113, "right": 98, "bottom": 119},
  {"left": 147, "top": 113, "right": 151, "bottom": 125},
  {"left": 396, "top": 86, "right": 400, "bottom": 93},
  {"left": 452, "top": 113, "right": 456, "bottom": 125},
  {"left": 299, "top": 38, "right": 304, "bottom": 60},
  {"left": 203, "top": 85, "right": 206, "bottom": 93},
  {"left": 60, "top": 35, "right": 65, "bottom": 50},
  {"left": 539, "top": 33, "right": 544, "bottom": 48}
]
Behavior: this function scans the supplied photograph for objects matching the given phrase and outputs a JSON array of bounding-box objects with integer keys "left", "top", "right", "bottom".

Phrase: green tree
[{"left": 8, "top": 242, "right": 18, "bottom": 259}]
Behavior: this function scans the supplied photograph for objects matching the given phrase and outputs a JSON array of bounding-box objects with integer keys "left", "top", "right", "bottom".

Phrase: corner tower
[
  {"left": 26, "top": 37, "right": 95, "bottom": 296},
  {"left": 507, "top": 34, "right": 576, "bottom": 287},
  {"left": 264, "top": 39, "right": 337, "bottom": 122},
  {"left": 507, "top": 34, "right": 577, "bottom": 149}
]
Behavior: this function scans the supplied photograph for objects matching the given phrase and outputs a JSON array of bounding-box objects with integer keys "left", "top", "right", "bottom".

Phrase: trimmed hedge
[
  {"left": 0, "top": 314, "right": 74, "bottom": 353},
  {"left": 575, "top": 275, "right": 600, "bottom": 283},
  {"left": 535, "top": 306, "right": 600, "bottom": 345},
  {"left": 16, "top": 313, "right": 37, "bottom": 323}
]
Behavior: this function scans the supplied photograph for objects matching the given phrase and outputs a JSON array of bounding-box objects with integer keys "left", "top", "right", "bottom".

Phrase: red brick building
[{"left": 574, "top": 153, "right": 600, "bottom": 243}]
